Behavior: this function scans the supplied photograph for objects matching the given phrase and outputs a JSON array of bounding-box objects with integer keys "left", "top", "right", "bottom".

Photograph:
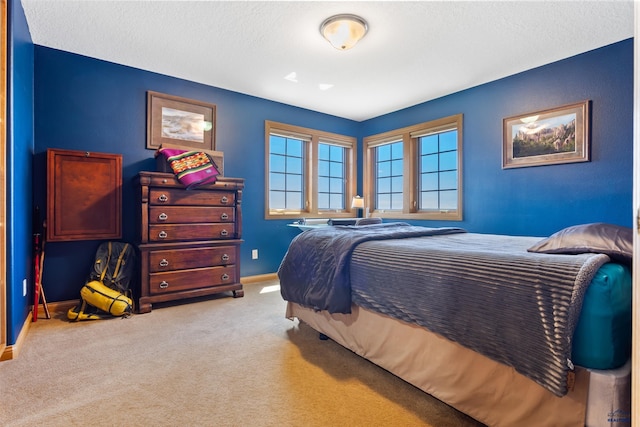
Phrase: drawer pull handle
[
  {"left": 220, "top": 229, "right": 229, "bottom": 237},
  {"left": 158, "top": 231, "right": 168, "bottom": 239},
  {"left": 158, "top": 194, "right": 168, "bottom": 203},
  {"left": 221, "top": 274, "right": 229, "bottom": 281},
  {"left": 221, "top": 254, "right": 230, "bottom": 262},
  {"left": 220, "top": 213, "right": 229, "bottom": 220},
  {"left": 220, "top": 196, "right": 229, "bottom": 204},
  {"left": 159, "top": 281, "right": 169, "bottom": 289},
  {"left": 158, "top": 213, "right": 168, "bottom": 221},
  {"left": 159, "top": 259, "right": 169, "bottom": 267}
]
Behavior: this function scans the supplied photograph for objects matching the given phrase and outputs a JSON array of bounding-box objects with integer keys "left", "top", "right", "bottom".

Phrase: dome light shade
[{"left": 320, "top": 14, "right": 368, "bottom": 51}]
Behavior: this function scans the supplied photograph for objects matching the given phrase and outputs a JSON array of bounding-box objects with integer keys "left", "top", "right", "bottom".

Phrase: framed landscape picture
[
  {"left": 146, "top": 91, "right": 216, "bottom": 151},
  {"left": 503, "top": 100, "right": 590, "bottom": 169}
]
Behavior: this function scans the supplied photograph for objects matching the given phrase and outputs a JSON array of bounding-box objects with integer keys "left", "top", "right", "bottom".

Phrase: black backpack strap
[{"left": 99, "top": 242, "right": 113, "bottom": 283}]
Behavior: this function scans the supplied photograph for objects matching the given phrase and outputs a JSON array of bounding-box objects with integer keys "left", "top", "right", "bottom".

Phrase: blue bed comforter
[
  {"left": 277, "top": 223, "right": 466, "bottom": 313},
  {"left": 278, "top": 223, "right": 612, "bottom": 397}
]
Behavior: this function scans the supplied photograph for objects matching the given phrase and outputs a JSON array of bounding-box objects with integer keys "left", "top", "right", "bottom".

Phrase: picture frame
[
  {"left": 502, "top": 100, "right": 590, "bottom": 169},
  {"left": 146, "top": 91, "right": 216, "bottom": 151}
]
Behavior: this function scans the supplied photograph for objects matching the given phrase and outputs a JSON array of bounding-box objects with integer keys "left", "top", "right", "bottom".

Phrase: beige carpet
[{"left": 0, "top": 280, "right": 485, "bottom": 427}]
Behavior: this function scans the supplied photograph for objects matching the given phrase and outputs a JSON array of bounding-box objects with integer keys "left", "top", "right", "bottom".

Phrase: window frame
[
  {"left": 265, "top": 121, "right": 357, "bottom": 220},
  {"left": 363, "top": 114, "right": 463, "bottom": 221}
]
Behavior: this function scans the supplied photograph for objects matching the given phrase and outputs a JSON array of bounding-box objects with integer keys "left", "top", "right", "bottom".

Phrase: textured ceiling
[{"left": 22, "top": 1, "right": 634, "bottom": 121}]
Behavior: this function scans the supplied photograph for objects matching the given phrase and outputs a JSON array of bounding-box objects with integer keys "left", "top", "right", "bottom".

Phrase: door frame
[{"left": 0, "top": 0, "right": 7, "bottom": 357}]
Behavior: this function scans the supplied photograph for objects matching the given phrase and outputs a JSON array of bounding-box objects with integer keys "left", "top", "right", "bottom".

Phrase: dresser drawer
[
  {"left": 149, "top": 224, "right": 234, "bottom": 242},
  {"left": 148, "top": 246, "right": 236, "bottom": 272},
  {"left": 149, "top": 189, "right": 235, "bottom": 206},
  {"left": 149, "top": 206, "right": 235, "bottom": 224},
  {"left": 149, "top": 266, "right": 236, "bottom": 294}
]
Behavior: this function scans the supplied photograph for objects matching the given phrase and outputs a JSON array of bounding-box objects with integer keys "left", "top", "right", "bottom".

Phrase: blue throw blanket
[{"left": 277, "top": 223, "right": 466, "bottom": 313}]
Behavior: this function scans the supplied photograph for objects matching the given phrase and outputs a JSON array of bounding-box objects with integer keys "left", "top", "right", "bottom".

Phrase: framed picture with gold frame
[
  {"left": 146, "top": 91, "right": 216, "bottom": 151},
  {"left": 503, "top": 100, "right": 590, "bottom": 169}
]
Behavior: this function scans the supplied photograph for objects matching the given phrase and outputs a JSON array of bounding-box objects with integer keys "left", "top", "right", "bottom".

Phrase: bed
[{"left": 278, "top": 222, "right": 633, "bottom": 427}]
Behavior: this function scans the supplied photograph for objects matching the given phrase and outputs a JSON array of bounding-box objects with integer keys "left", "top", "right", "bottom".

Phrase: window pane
[
  {"left": 421, "top": 154, "right": 437, "bottom": 173},
  {"left": 421, "top": 172, "right": 438, "bottom": 191},
  {"left": 421, "top": 135, "right": 438, "bottom": 154},
  {"left": 270, "top": 154, "right": 285, "bottom": 173},
  {"left": 391, "top": 159, "right": 403, "bottom": 176},
  {"left": 377, "top": 161, "right": 391, "bottom": 178},
  {"left": 286, "top": 192, "right": 303, "bottom": 209},
  {"left": 440, "top": 171, "right": 457, "bottom": 190},
  {"left": 318, "top": 192, "right": 329, "bottom": 209},
  {"left": 421, "top": 192, "right": 438, "bottom": 210},
  {"left": 377, "top": 177, "right": 391, "bottom": 193},
  {"left": 329, "top": 194, "right": 343, "bottom": 209},
  {"left": 270, "top": 135, "right": 286, "bottom": 155},
  {"left": 286, "top": 156, "right": 302, "bottom": 173},
  {"left": 440, "top": 130, "right": 457, "bottom": 152},
  {"left": 287, "top": 139, "right": 302, "bottom": 157},
  {"left": 269, "top": 134, "right": 305, "bottom": 212},
  {"left": 318, "top": 176, "right": 329, "bottom": 193},
  {"left": 391, "top": 193, "right": 403, "bottom": 209},
  {"left": 391, "top": 142, "right": 403, "bottom": 159},
  {"left": 440, "top": 151, "right": 457, "bottom": 170},
  {"left": 329, "top": 145, "right": 343, "bottom": 160},
  {"left": 377, "top": 144, "right": 391, "bottom": 161},
  {"left": 318, "top": 144, "right": 330, "bottom": 160},
  {"left": 330, "top": 161, "right": 344, "bottom": 178},
  {"left": 440, "top": 190, "right": 457, "bottom": 210},
  {"left": 417, "top": 128, "right": 458, "bottom": 212},
  {"left": 270, "top": 191, "right": 285, "bottom": 209},
  {"left": 329, "top": 177, "right": 342, "bottom": 192},
  {"left": 318, "top": 159, "right": 330, "bottom": 176},
  {"left": 391, "top": 177, "right": 403, "bottom": 193},
  {"left": 286, "top": 174, "right": 302, "bottom": 192},
  {"left": 270, "top": 172, "right": 285, "bottom": 191},
  {"left": 377, "top": 194, "right": 391, "bottom": 210}
]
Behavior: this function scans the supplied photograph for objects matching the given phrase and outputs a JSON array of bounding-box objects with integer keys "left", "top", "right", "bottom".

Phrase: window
[
  {"left": 364, "top": 114, "right": 463, "bottom": 220},
  {"left": 375, "top": 141, "right": 404, "bottom": 210},
  {"left": 265, "top": 121, "right": 356, "bottom": 219}
]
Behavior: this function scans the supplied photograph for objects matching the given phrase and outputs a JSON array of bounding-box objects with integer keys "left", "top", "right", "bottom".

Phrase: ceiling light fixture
[{"left": 320, "top": 14, "right": 368, "bottom": 51}]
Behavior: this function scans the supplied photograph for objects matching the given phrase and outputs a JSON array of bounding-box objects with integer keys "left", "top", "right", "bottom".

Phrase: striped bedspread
[
  {"left": 278, "top": 223, "right": 610, "bottom": 397},
  {"left": 349, "top": 231, "right": 609, "bottom": 397},
  {"left": 278, "top": 223, "right": 465, "bottom": 313}
]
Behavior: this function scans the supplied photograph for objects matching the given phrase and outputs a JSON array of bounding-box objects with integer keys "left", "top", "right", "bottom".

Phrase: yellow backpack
[{"left": 67, "top": 242, "right": 135, "bottom": 321}]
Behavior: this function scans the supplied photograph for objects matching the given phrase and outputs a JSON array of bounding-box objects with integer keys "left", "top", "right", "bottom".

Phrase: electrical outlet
[
  {"left": 23, "top": 279, "right": 27, "bottom": 297},
  {"left": 251, "top": 249, "right": 258, "bottom": 260}
]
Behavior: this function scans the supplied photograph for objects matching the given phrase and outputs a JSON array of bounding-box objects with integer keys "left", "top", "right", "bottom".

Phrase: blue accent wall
[
  {"left": 361, "top": 39, "right": 633, "bottom": 236},
  {"left": 32, "top": 46, "right": 359, "bottom": 303},
  {"left": 7, "top": 0, "right": 34, "bottom": 345},
  {"left": 4, "top": 20, "right": 631, "bottom": 346}
]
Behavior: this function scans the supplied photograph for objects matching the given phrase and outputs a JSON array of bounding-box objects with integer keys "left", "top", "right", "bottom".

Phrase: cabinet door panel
[{"left": 47, "top": 149, "right": 122, "bottom": 241}]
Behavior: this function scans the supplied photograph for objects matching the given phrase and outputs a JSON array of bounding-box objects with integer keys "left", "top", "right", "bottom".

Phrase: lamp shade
[
  {"left": 320, "top": 14, "right": 368, "bottom": 50},
  {"left": 351, "top": 195, "right": 365, "bottom": 209}
]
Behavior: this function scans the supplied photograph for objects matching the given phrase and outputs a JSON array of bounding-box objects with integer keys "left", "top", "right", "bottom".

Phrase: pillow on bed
[
  {"left": 355, "top": 218, "right": 382, "bottom": 226},
  {"left": 527, "top": 223, "right": 633, "bottom": 264}
]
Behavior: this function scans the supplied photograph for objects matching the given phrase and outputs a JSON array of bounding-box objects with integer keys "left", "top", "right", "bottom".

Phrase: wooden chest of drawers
[{"left": 136, "top": 171, "right": 244, "bottom": 313}]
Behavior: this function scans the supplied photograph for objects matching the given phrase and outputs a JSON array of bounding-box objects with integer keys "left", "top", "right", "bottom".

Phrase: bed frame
[{"left": 286, "top": 301, "right": 631, "bottom": 427}]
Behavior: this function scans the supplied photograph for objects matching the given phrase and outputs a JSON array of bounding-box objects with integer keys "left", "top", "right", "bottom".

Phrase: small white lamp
[{"left": 351, "top": 195, "right": 365, "bottom": 218}]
